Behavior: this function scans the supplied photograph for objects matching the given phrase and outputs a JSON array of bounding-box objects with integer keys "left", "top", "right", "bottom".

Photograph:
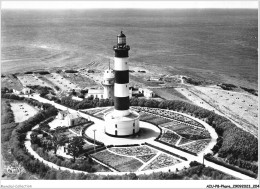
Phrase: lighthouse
[
  {"left": 102, "top": 61, "right": 114, "bottom": 99},
  {"left": 104, "top": 31, "right": 140, "bottom": 137},
  {"left": 113, "top": 31, "right": 131, "bottom": 117}
]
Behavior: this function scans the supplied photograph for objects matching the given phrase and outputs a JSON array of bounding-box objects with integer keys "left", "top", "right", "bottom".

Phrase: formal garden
[{"left": 1, "top": 90, "right": 258, "bottom": 179}]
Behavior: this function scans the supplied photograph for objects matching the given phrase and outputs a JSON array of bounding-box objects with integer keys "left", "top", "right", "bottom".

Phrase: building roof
[
  {"left": 66, "top": 112, "right": 81, "bottom": 119},
  {"left": 117, "top": 31, "right": 126, "bottom": 37},
  {"left": 88, "top": 89, "right": 104, "bottom": 94},
  {"left": 59, "top": 109, "right": 70, "bottom": 116}
]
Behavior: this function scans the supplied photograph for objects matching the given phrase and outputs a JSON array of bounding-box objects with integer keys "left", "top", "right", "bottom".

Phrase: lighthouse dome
[
  {"left": 104, "top": 69, "right": 114, "bottom": 80},
  {"left": 117, "top": 31, "right": 126, "bottom": 37}
]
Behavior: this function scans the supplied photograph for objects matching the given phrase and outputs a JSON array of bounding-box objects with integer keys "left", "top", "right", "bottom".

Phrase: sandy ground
[
  {"left": 17, "top": 74, "right": 53, "bottom": 88},
  {"left": 175, "top": 86, "right": 258, "bottom": 137},
  {"left": 44, "top": 73, "right": 80, "bottom": 92},
  {"left": 10, "top": 102, "right": 38, "bottom": 123}
]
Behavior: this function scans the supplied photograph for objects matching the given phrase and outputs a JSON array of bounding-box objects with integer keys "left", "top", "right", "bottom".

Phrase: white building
[
  {"left": 57, "top": 110, "right": 82, "bottom": 126},
  {"left": 139, "top": 88, "right": 155, "bottom": 98},
  {"left": 102, "top": 66, "right": 114, "bottom": 99},
  {"left": 85, "top": 88, "right": 104, "bottom": 99},
  {"left": 22, "top": 87, "right": 32, "bottom": 95}
]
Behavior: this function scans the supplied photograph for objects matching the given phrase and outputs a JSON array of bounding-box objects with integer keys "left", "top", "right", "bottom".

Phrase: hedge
[{"left": 204, "top": 155, "right": 257, "bottom": 179}]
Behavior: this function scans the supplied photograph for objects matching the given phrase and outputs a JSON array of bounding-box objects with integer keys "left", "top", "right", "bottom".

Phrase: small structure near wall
[
  {"left": 13, "top": 89, "right": 22, "bottom": 95},
  {"left": 22, "top": 87, "right": 32, "bottom": 95},
  {"left": 85, "top": 88, "right": 104, "bottom": 99},
  {"left": 138, "top": 88, "right": 155, "bottom": 98},
  {"left": 57, "top": 110, "right": 82, "bottom": 126}
]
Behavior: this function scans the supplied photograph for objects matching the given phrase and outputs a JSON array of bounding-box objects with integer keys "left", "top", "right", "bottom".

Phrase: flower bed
[
  {"left": 159, "top": 121, "right": 189, "bottom": 130},
  {"left": 178, "top": 139, "right": 211, "bottom": 154},
  {"left": 91, "top": 150, "right": 143, "bottom": 172},
  {"left": 144, "top": 116, "right": 172, "bottom": 125},
  {"left": 136, "top": 154, "right": 156, "bottom": 162},
  {"left": 109, "top": 145, "right": 157, "bottom": 157},
  {"left": 84, "top": 108, "right": 106, "bottom": 115},
  {"left": 158, "top": 130, "right": 180, "bottom": 145},
  {"left": 133, "top": 106, "right": 205, "bottom": 128},
  {"left": 177, "top": 137, "right": 194, "bottom": 146},
  {"left": 139, "top": 112, "right": 155, "bottom": 121},
  {"left": 172, "top": 126, "right": 211, "bottom": 140},
  {"left": 142, "top": 153, "right": 181, "bottom": 171}
]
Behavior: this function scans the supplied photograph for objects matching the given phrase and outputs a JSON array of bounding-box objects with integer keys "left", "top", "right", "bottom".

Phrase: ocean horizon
[{"left": 1, "top": 9, "right": 258, "bottom": 87}]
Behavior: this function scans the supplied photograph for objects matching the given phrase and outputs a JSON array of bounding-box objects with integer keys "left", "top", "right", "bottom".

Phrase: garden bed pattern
[
  {"left": 131, "top": 106, "right": 211, "bottom": 154},
  {"left": 158, "top": 129, "right": 180, "bottom": 145},
  {"left": 94, "top": 107, "right": 114, "bottom": 119},
  {"left": 142, "top": 153, "right": 181, "bottom": 171},
  {"left": 178, "top": 139, "right": 211, "bottom": 154},
  {"left": 109, "top": 145, "right": 158, "bottom": 163},
  {"left": 91, "top": 150, "right": 143, "bottom": 172},
  {"left": 131, "top": 106, "right": 205, "bottom": 128},
  {"left": 83, "top": 108, "right": 108, "bottom": 116}
]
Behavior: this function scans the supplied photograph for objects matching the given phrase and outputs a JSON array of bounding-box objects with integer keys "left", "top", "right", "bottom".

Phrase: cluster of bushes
[
  {"left": 65, "top": 70, "right": 78, "bottom": 73},
  {"left": 31, "top": 143, "right": 106, "bottom": 173},
  {"left": 24, "top": 71, "right": 33, "bottom": 74},
  {"left": 178, "top": 161, "right": 235, "bottom": 180},
  {"left": 217, "top": 83, "right": 237, "bottom": 90},
  {"left": 2, "top": 100, "right": 15, "bottom": 124},
  {"left": 1, "top": 122, "right": 18, "bottom": 144},
  {"left": 9, "top": 99, "right": 58, "bottom": 178},
  {"left": 240, "top": 87, "right": 258, "bottom": 96},
  {"left": 1, "top": 87, "right": 13, "bottom": 94},
  {"left": 59, "top": 96, "right": 113, "bottom": 110},
  {"left": 204, "top": 154, "right": 257, "bottom": 178},
  {"left": 27, "top": 85, "right": 54, "bottom": 97},
  {"left": 227, "top": 156, "right": 258, "bottom": 174},
  {"left": 2, "top": 93, "right": 24, "bottom": 100},
  {"left": 34, "top": 71, "right": 50, "bottom": 75},
  {"left": 182, "top": 77, "right": 203, "bottom": 86}
]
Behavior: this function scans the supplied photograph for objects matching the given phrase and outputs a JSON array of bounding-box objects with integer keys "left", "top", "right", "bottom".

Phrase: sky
[{"left": 1, "top": 1, "right": 258, "bottom": 9}]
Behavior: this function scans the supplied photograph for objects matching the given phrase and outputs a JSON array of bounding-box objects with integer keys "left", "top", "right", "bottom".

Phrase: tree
[
  {"left": 52, "top": 134, "right": 67, "bottom": 154},
  {"left": 67, "top": 136, "right": 85, "bottom": 162}
]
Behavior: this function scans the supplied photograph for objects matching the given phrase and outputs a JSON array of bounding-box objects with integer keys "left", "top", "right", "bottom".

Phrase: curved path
[{"left": 22, "top": 94, "right": 256, "bottom": 179}]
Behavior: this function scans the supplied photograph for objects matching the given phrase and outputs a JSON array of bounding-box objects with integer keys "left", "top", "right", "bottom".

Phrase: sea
[{"left": 1, "top": 9, "right": 258, "bottom": 87}]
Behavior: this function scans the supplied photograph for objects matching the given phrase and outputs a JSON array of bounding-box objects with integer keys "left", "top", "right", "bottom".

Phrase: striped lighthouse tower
[
  {"left": 104, "top": 31, "right": 140, "bottom": 137},
  {"left": 113, "top": 31, "right": 130, "bottom": 117}
]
